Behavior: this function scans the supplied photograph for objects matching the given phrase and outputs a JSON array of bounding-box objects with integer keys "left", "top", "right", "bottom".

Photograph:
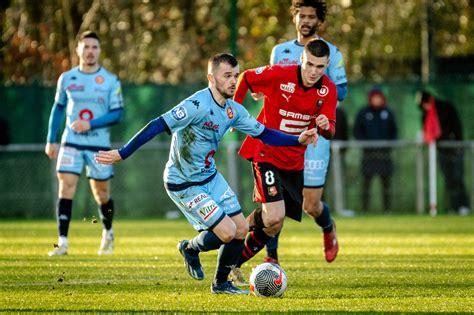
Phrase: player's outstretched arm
[
  {"left": 255, "top": 127, "right": 317, "bottom": 147},
  {"left": 95, "top": 150, "right": 122, "bottom": 165}
]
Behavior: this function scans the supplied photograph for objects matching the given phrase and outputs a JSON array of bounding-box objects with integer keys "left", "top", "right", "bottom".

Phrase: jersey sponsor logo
[
  {"left": 282, "top": 94, "right": 292, "bottom": 102},
  {"left": 280, "top": 119, "right": 310, "bottom": 133},
  {"left": 79, "top": 109, "right": 94, "bottom": 121},
  {"left": 305, "top": 159, "right": 326, "bottom": 170},
  {"left": 66, "top": 84, "right": 85, "bottom": 92},
  {"left": 186, "top": 193, "right": 209, "bottom": 210},
  {"left": 95, "top": 75, "right": 105, "bottom": 84},
  {"left": 255, "top": 67, "right": 265, "bottom": 74},
  {"left": 279, "top": 109, "right": 317, "bottom": 121},
  {"left": 198, "top": 200, "right": 219, "bottom": 222},
  {"left": 317, "top": 85, "right": 329, "bottom": 97},
  {"left": 202, "top": 121, "right": 219, "bottom": 132},
  {"left": 171, "top": 106, "right": 187, "bottom": 120},
  {"left": 280, "top": 82, "right": 295, "bottom": 93},
  {"left": 277, "top": 59, "right": 298, "bottom": 67}
]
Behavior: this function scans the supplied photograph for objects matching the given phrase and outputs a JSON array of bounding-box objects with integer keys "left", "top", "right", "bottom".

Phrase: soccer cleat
[
  {"left": 98, "top": 230, "right": 114, "bottom": 255},
  {"left": 48, "top": 245, "right": 67, "bottom": 257},
  {"left": 177, "top": 240, "right": 204, "bottom": 280},
  {"left": 228, "top": 266, "right": 248, "bottom": 286},
  {"left": 211, "top": 281, "right": 250, "bottom": 295},
  {"left": 323, "top": 222, "right": 339, "bottom": 263},
  {"left": 263, "top": 256, "right": 279, "bottom": 265}
]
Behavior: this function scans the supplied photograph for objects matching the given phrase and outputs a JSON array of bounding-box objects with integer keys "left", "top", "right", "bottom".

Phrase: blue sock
[
  {"left": 215, "top": 238, "right": 244, "bottom": 285},
  {"left": 189, "top": 230, "right": 223, "bottom": 254},
  {"left": 315, "top": 202, "right": 333, "bottom": 233}
]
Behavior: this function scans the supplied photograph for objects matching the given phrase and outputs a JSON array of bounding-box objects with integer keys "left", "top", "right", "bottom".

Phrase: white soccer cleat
[
  {"left": 48, "top": 245, "right": 68, "bottom": 257},
  {"left": 98, "top": 230, "right": 114, "bottom": 255}
]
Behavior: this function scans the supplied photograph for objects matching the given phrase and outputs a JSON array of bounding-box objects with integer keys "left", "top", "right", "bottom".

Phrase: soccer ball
[{"left": 249, "top": 262, "right": 288, "bottom": 297}]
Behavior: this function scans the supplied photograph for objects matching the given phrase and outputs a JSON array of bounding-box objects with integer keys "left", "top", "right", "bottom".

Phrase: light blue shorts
[
  {"left": 303, "top": 136, "right": 330, "bottom": 188},
  {"left": 166, "top": 172, "right": 241, "bottom": 231},
  {"left": 57, "top": 145, "right": 114, "bottom": 180}
]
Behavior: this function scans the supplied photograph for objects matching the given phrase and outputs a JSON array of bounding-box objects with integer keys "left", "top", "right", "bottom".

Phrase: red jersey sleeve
[{"left": 233, "top": 66, "right": 277, "bottom": 104}]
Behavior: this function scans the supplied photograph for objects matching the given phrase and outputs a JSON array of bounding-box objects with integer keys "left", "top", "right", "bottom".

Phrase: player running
[
  {"left": 228, "top": 39, "right": 338, "bottom": 285},
  {"left": 95, "top": 53, "right": 317, "bottom": 295},
  {"left": 263, "top": 0, "right": 347, "bottom": 266},
  {"left": 45, "top": 31, "right": 124, "bottom": 256}
]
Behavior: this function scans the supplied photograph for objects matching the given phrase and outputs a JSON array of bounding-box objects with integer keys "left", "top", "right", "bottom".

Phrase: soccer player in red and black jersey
[{"left": 229, "top": 39, "right": 338, "bottom": 284}]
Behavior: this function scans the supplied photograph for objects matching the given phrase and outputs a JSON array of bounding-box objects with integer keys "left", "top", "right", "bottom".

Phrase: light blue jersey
[
  {"left": 271, "top": 38, "right": 347, "bottom": 187},
  {"left": 55, "top": 66, "right": 124, "bottom": 149},
  {"left": 162, "top": 88, "right": 265, "bottom": 190},
  {"left": 270, "top": 38, "right": 347, "bottom": 86}
]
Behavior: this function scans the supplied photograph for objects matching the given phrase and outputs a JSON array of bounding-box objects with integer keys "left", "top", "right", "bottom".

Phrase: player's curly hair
[{"left": 291, "top": 0, "right": 327, "bottom": 22}]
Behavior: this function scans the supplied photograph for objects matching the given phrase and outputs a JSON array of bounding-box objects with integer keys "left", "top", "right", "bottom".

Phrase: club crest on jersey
[
  {"left": 317, "top": 85, "right": 329, "bottom": 97},
  {"left": 268, "top": 186, "right": 278, "bottom": 197},
  {"left": 171, "top": 106, "right": 187, "bottom": 121},
  {"left": 280, "top": 82, "right": 295, "bottom": 94},
  {"left": 95, "top": 75, "right": 105, "bottom": 84},
  {"left": 227, "top": 107, "right": 234, "bottom": 119},
  {"left": 255, "top": 67, "right": 265, "bottom": 74}
]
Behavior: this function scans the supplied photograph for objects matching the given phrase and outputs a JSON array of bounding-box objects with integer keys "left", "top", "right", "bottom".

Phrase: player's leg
[
  {"left": 381, "top": 175, "right": 391, "bottom": 213},
  {"left": 303, "top": 138, "right": 338, "bottom": 263},
  {"left": 86, "top": 150, "right": 115, "bottom": 255},
  {"left": 48, "top": 146, "right": 82, "bottom": 256},
  {"left": 264, "top": 232, "right": 280, "bottom": 264}
]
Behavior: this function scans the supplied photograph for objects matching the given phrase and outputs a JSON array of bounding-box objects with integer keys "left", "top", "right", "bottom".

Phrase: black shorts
[{"left": 252, "top": 162, "right": 304, "bottom": 222}]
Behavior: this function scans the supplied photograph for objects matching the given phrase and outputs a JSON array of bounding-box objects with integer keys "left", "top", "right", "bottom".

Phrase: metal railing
[{"left": 0, "top": 140, "right": 472, "bottom": 218}]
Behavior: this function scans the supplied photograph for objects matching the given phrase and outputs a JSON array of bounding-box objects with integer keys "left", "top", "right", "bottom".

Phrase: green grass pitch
[{"left": 0, "top": 215, "right": 473, "bottom": 314}]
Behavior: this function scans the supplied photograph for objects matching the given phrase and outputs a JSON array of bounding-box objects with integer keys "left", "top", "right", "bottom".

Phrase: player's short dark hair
[
  {"left": 305, "top": 38, "right": 330, "bottom": 58},
  {"left": 78, "top": 31, "right": 100, "bottom": 43},
  {"left": 208, "top": 53, "right": 238, "bottom": 74},
  {"left": 291, "top": 0, "right": 327, "bottom": 22}
]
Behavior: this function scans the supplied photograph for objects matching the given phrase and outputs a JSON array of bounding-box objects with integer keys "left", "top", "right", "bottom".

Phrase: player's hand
[
  {"left": 315, "top": 115, "right": 329, "bottom": 130},
  {"left": 251, "top": 92, "right": 264, "bottom": 101},
  {"left": 45, "top": 143, "right": 57, "bottom": 160},
  {"left": 71, "top": 119, "right": 91, "bottom": 133},
  {"left": 298, "top": 128, "right": 318, "bottom": 146},
  {"left": 95, "top": 149, "right": 122, "bottom": 165}
]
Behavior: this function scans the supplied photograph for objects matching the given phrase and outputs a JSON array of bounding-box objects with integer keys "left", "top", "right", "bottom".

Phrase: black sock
[
  {"left": 189, "top": 230, "right": 223, "bottom": 255},
  {"left": 215, "top": 238, "right": 245, "bottom": 285},
  {"left": 237, "top": 228, "right": 272, "bottom": 267},
  {"left": 57, "top": 198, "right": 72, "bottom": 237},
  {"left": 315, "top": 202, "right": 333, "bottom": 233},
  {"left": 99, "top": 199, "right": 114, "bottom": 230}
]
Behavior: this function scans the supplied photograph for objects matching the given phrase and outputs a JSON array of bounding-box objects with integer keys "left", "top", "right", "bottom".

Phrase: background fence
[{"left": 0, "top": 140, "right": 472, "bottom": 219}]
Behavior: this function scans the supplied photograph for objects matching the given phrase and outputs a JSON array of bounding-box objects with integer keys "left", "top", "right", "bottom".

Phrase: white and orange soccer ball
[{"left": 249, "top": 262, "right": 288, "bottom": 297}]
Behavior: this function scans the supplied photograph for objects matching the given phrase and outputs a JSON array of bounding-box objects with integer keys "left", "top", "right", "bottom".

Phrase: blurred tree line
[{"left": 0, "top": 0, "right": 472, "bottom": 85}]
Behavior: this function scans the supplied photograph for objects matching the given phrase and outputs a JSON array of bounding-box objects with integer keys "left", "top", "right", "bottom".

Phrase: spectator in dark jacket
[
  {"left": 0, "top": 116, "right": 10, "bottom": 145},
  {"left": 417, "top": 91, "right": 470, "bottom": 216},
  {"left": 354, "top": 87, "right": 398, "bottom": 213}
]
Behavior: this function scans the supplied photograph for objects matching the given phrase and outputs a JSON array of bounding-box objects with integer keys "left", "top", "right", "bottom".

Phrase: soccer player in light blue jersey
[
  {"left": 95, "top": 53, "right": 317, "bottom": 294},
  {"left": 262, "top": 0, "right": 347, "bottom": 266},
  {"left": 45, "top": 31, "right": 124, "bottom": 257}
]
